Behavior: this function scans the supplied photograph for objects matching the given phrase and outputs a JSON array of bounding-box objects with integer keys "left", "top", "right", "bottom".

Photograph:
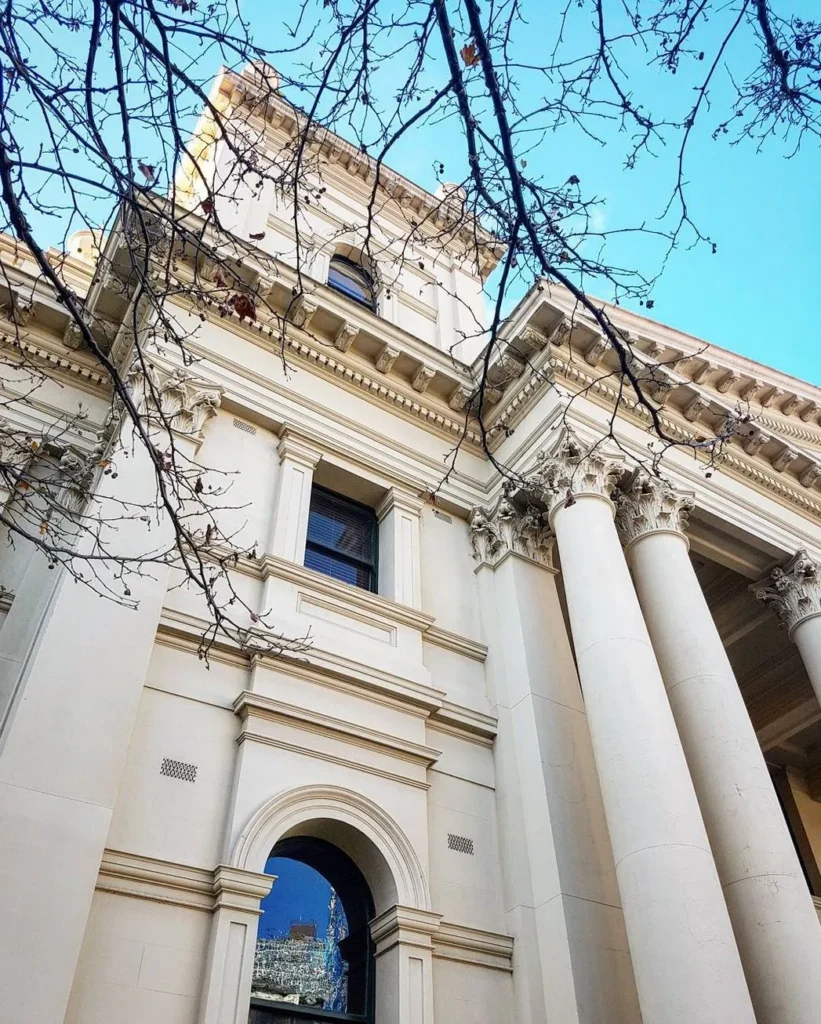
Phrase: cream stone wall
[{"left": 5, "top": 66, "right": 821, "bottom": 1024}]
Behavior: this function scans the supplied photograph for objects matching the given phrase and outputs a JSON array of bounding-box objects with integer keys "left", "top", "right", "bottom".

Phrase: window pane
[
  {"left": 328, "top": 266, "right": 370, "bottom": 304},
  {"left": 307, "top": 491, "right": 374, "bottom": 562},
  {"left": 252, "top": 857, "right": 350, "bottom": 1013},
  {"left": 305, "top": 545, "right": 372, "bottom": 590}
]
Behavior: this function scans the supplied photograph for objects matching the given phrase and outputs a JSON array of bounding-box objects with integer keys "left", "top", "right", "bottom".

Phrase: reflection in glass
[{"left": 252, "top": 857, "right": 349, "bottom": 1012}]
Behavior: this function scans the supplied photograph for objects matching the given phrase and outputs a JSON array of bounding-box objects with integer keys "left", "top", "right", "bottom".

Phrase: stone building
[{"left": 2, "top": 62, "right": 821, "bottom": 1024}]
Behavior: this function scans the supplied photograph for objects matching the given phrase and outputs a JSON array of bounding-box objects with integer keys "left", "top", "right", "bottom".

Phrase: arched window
[
  {"left": 250, "top": 837, "right": 375, "bottom": 1023},
  {"left": 327, "top": 254, "right": 376, "bottom": 312}
]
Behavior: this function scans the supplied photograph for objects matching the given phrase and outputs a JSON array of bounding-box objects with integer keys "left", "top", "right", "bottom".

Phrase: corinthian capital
[
  {"left": 527, "top": 436, "right": 624, "bottom": 519},
  {"left": 752, "top": 551, "right": 821, "bottom": 634},
  {"left": 614, "top": 474, "right": 694, "bottom": 548},
  {"left": 123, "top": 364, "right": 222, "bottom": 440},
  {"left": 469, "top": 487, "right": 555, "bottom": 570}
]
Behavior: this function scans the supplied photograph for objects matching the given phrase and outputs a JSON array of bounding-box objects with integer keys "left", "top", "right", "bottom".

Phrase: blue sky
[
  {"left": 10, "top": 2, "right": 819, "bottom": 385},
  {"left": 250, "top": 1, "right": 820, "bottom": 385},
  {"left": 257, "top": 857, "right": 341, "bottom": 940}
]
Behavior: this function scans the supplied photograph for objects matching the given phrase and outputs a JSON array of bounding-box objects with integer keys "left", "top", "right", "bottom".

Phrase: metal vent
[
  {"left": 232, "top": 417, "right": 257, "bottom": 435},
  {"left": 432, "top": 509, "right": 453, "bottom": 524},
  {"left": 447, "top": 833, "right": 474, "bottom": 855},
  {"left": 160, "top": 757, "right": 197, "bottom": 782}
]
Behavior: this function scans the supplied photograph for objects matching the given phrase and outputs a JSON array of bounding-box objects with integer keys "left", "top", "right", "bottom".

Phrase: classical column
[
  {"left": 618, "top": 474, "right": 821, "bottom": 1024},
  {"left": 754, "top": 551, "right": 821, "bottom": 708},
  {"left": 528, "top": 439, "right": 754, "bottom": 1024},
  {"left": 376, "top": 488, "right": 424, "bottom": 609},
  {"left": 267, "top": 428, "right": 322, "bottom": 563},
  {"left": 470, "top": 489, "right": 641, "bottom": 1024},
  {"left": 0, "top": 367, "right": 221, "bottom": 1024}
]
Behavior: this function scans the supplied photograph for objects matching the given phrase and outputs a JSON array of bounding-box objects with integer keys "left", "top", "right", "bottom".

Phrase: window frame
[
  {"left": 326, "top": 255, "right": 377, "bottom": 313},
  {"left": 304, "top": 485, "right": 379, "bottom": 594}
]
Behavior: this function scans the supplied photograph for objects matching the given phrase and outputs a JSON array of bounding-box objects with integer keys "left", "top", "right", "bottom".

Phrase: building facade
[{"left": 2, "top": 63, "right": 821, "bottom": 1024}]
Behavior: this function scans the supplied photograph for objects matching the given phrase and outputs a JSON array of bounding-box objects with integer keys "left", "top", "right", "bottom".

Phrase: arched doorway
[
  {"left": 249, "top": 837, "right": 375, "bottom": 1023},
  {"left": 198, "top": 786, "right": 437, "bottom": 1024}
]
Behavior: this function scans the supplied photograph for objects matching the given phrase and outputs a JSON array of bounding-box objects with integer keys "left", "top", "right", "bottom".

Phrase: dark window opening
[
  {"left": 327, "top": 255, "right": 376, "bottom": 312},
  {"left": 250, "top": 837, "right": 375, "bottom": 1024},
  {"left": 304, "top": 487, "right": 377, "bottom": 593}
]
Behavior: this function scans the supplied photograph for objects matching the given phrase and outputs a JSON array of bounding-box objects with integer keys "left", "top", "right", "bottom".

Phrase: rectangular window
[{"left": 304, "top": 486, "right": 377, "bottom": 592}]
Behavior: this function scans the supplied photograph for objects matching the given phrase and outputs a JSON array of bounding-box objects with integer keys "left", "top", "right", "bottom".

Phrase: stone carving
[
  {"left": 448, "top": 384, "right": 472, "bottom": 412},
  {"left": 752, "top": 551, "right": 821, "bottom": 634},
  {"left": 781, "top": 394, "right": 802, "bottom": 416},
  {"left": 716, "top": 371, "right": 740, "bottom": 394},
  {"left": 741, "top": 378, "right": 764, "bottom": 403},
  {"left": 487, "top": 350, "right": 526, "bottom": 388},
  {"left": 57, "top": 450, "right": 96, "bottom": 512},
  {"left": 761, "top": 386, "right": 784, "bottom": 409},
  {"left": 2, "top": 295, "right": 35, "bottom": 326},
  {"left": 800, "top": 401, "right": 818, "bottom": 423},
  {"left": 287, "top": 293, "right": 318, "bottom": 330},
  {"left": 800, "top": 464, "right": 821, "bottom": 489},
  {"left": 691, "top": 360, "right": 714, "bottom": 385},
  {"left": 124, "top": 364, "right": 222, "bottom": 438},
  {"left": 614, "top": 473, "right": 694, "bottom": 548},
  {"left": 374, "top": 344, "right": 399, "bottom": 374},
  {"left": 546, "top": 319, "right": 572, "bottom": 348},
  {"left": 741, "top": 429, "right": 768, "bottom": 457},
  {"left": 683, "top": 394, "right": 708, "bottom": 422},
  {"left": 334, "top": 322, "right": 358, "bottom": 352},
  {"left": 527, "top": 435, "right": 624, "bottom": 517},
  {"left": 63, "top": 319, "right": 85, "bottom": 351},
  {"left": 584, "top": 335, "right": 608, "bottom": 366},
  {"left": 513, "top": 325, "right": 548, "bottom": 355},
  {"left": 772, "top": 446, "right": 798, "bottom": 473},
  {"left": 469, "top": 486, "right": 554, "bottom": 569},
  {"left": 411, "top": 365, "right": 435, "bottom": 393}
]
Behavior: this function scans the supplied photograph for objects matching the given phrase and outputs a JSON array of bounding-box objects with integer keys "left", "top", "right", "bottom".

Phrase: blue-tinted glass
[
  {"left": 305, "top": 546, "right": 371, "bottom": 590},
  {"left": 253, "top": 857, "right": 350, "bottom": 1013},
  {"left": 327, "top": 257, "right": 375, "bottom": 310},
  {"left": 307, "top": 505, "right": 372, "bottom": 560}
]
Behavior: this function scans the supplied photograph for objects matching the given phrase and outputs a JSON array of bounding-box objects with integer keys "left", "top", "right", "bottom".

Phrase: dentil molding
[
  {"left": 752, "top": 550, "right": 821, "bottom": 635},
  {"left": 615, "top": 473, "right": 695, "bottom": 549}
]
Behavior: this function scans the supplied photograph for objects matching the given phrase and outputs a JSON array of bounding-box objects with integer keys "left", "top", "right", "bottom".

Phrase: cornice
[
  {"left": 95, "top": 849, "right": 273, "bottom": 914},
  {"left": 234, "top": 690, "right": 442, "bottom": 768},
  {"left": 428, "top": 701, "right": 497, "bottom": 745},
  {"left": 434, "top": 921, "right": 514, "bottom": 972},
  {"left": 513, "top": 348, "right": 821, "bottom": 522},
  {"left": 0, "top": 320, "right": 109, "bottom": 392},
  {"left": 424, "top": 624, "right": 488, "bottom": 663},
  {"left": 237, "top": 727, "right": 431, "bottom": 790},
  {"left": 260, "top": 553, "right": 436, "bottom": 632},
  {"left": 180, "top": 291, "right": 484, "bottom": 448}
]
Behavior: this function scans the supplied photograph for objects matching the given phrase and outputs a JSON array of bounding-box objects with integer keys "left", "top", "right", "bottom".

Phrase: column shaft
[
  {"left": 628, "top": 526, "right": 821, "bottom": 1024},
  {"left": 547, "top": 485, "right": 754, "bottom": 1023},
  {"left": 793, "top": 618, "right": 821, "bottom": 704}
]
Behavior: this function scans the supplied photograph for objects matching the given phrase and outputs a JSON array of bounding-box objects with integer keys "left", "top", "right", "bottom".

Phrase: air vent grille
[
  {"left": 432, "top": 509, "right": 453, "bottom": 524},
  {"left": 447, "top": 833, "right": 474, "bottom": 855},
  {"left": 160, "top": 757, "right": 197, "bottom": 782},
  {"left": 232, "top": 418, "right": 257, "bottom": 435}
]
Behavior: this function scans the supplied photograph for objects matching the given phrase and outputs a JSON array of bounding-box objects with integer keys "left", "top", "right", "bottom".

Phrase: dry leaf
[
  {"left": 138, "top": 162, "right": 155, "bottom": 181},
  {"left": 249, "top": 231, "right": 265, "bottom": 240},
  {"left": 231, "top": 293, "right": 256, "bottom": 321},
  {"left": 201, "top": 197, "right": 214, "bottom": 215},
  {"left": 460, "top": 42, "right": 480, "bottom": 67}
]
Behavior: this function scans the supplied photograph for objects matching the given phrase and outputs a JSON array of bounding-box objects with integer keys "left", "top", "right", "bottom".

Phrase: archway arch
[{"left": 231, "top": 784, "right": 431, "bottom": 914}]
